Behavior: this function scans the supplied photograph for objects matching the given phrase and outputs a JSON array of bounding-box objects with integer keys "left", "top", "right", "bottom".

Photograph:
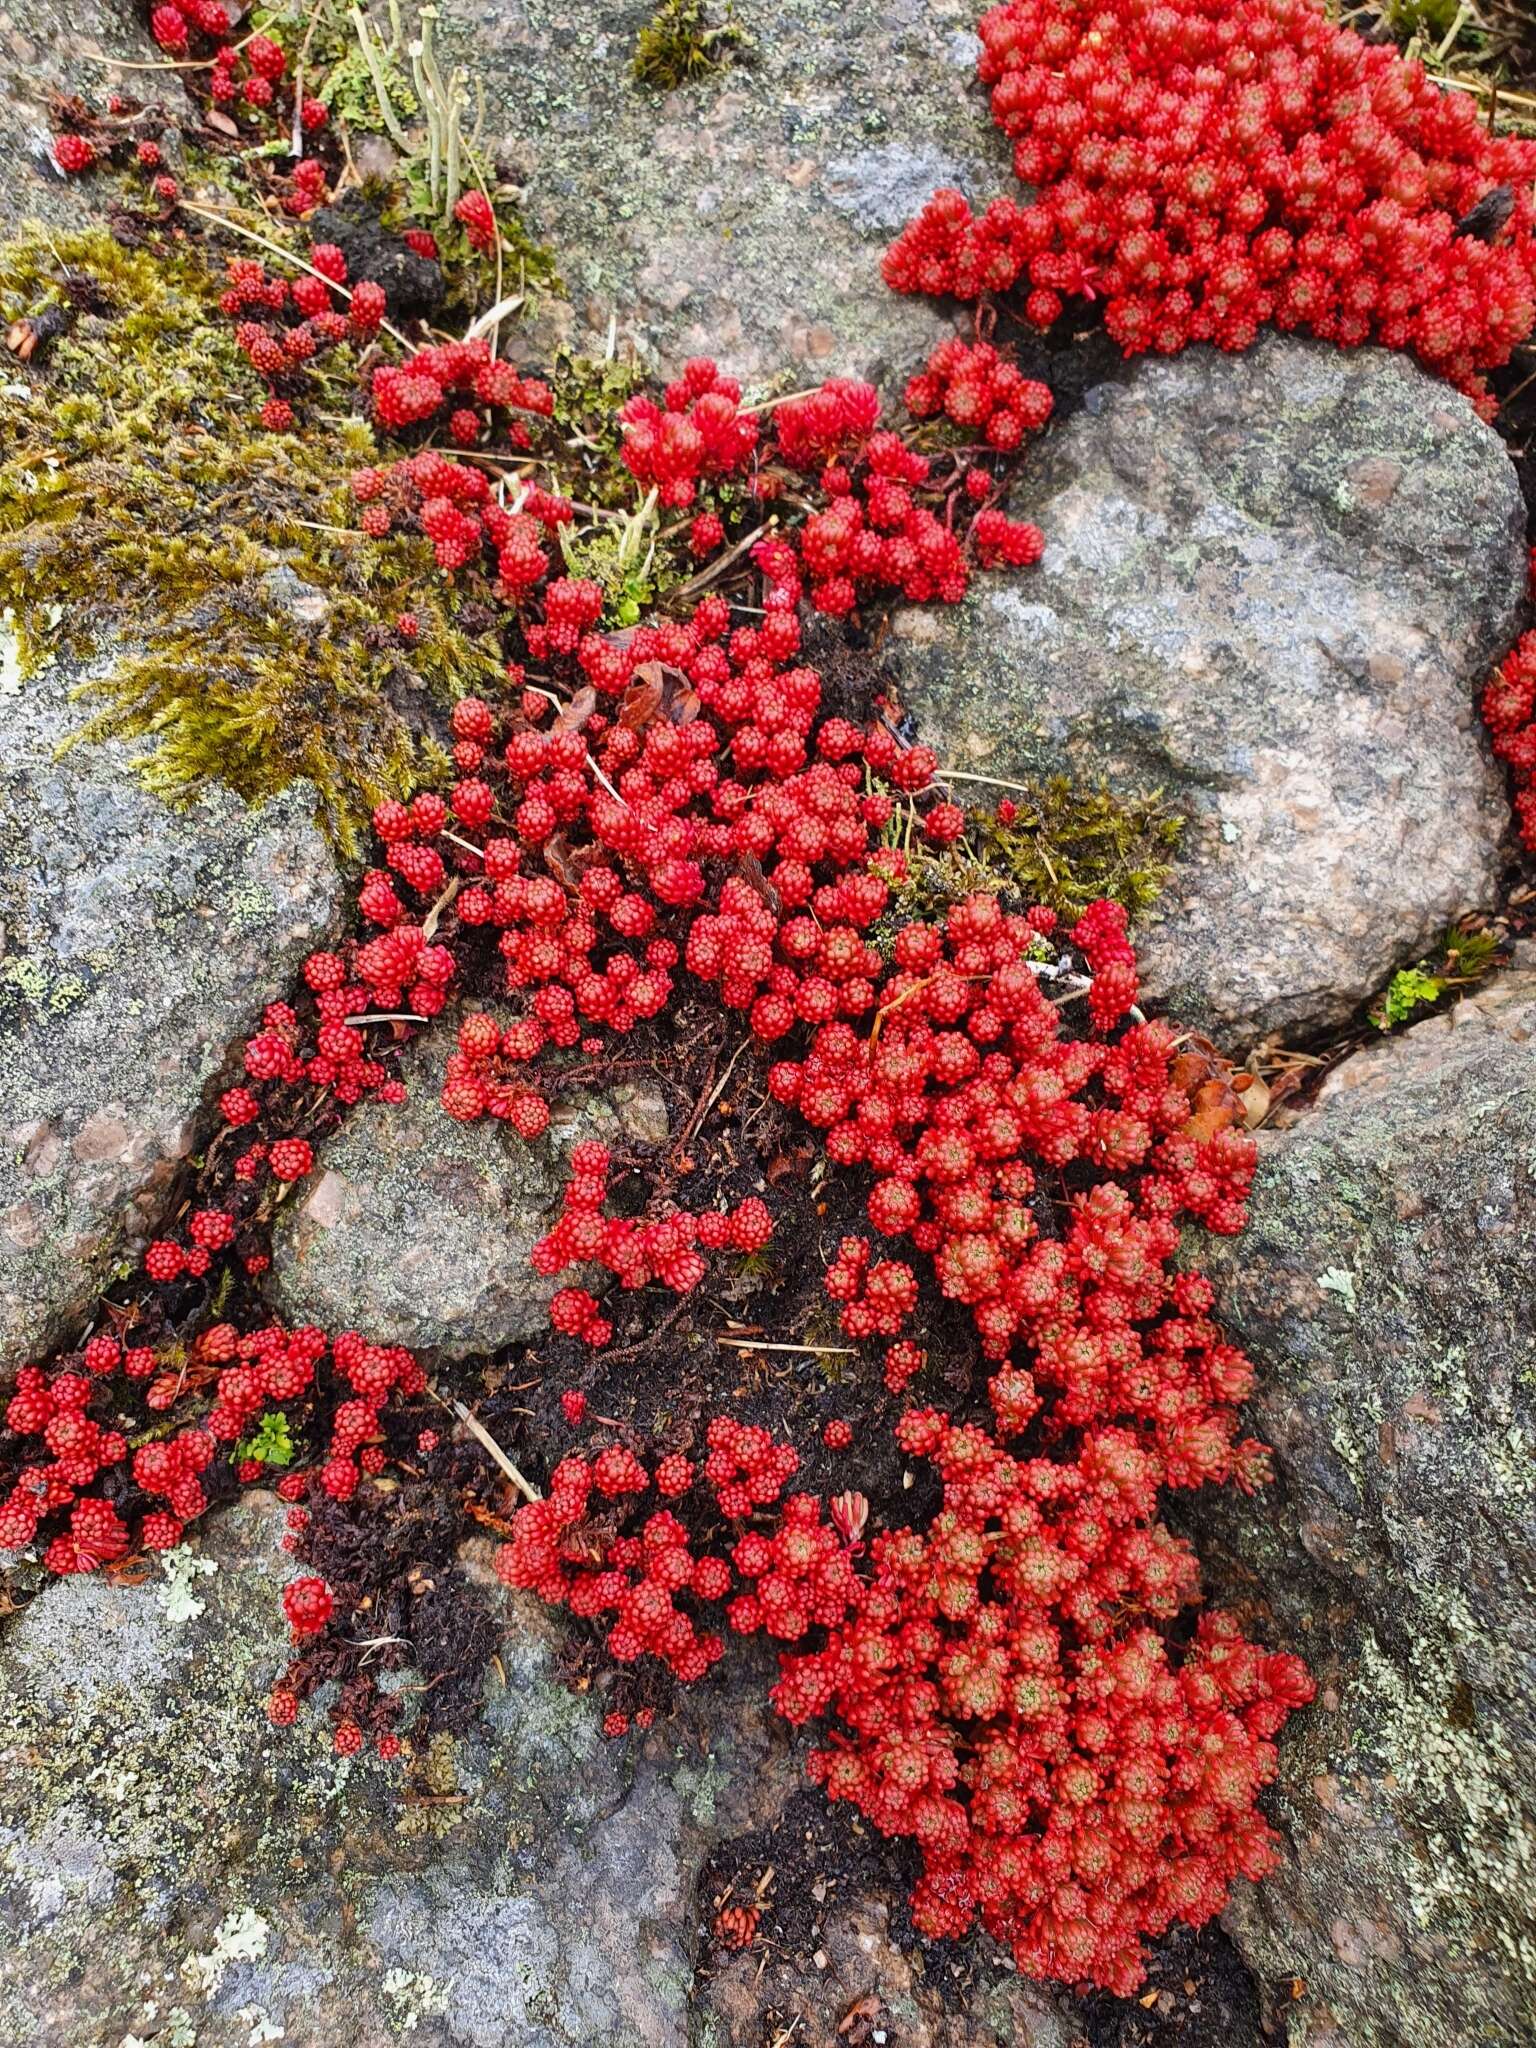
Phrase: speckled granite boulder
[
  {"left": 0, "top": 644, "right": 341, "bottom": 1371},
  {"left": 0, "top": 1496, "right": 1074, "bottom": 2048},
  {"left": 0, "top": 1494, "right": 792, "bottom": 2048},
  {"left": 269, "top": 1024, "right": 668, "bottom": 1358},
  {"left": 1190, "top": 948, "right": 1536, "bottom": 2047},
  {"left": 445, "top": 0, "right": 988, "bottom": 382},
  {"left": 888, "top": 334, "right": 1526, "bottom": 1047}
]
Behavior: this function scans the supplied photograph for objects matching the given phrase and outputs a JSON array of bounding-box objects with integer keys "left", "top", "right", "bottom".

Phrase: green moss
[
  {"left": 551, "top": 348, "right": 646, "bottom": 470},
  {"left": 0, "top": 226, "right": 503, "bottom": 852},
  {"left": 1380, "top": 0, "right": 1465, "bottom": 37},
  {"left": 1368, "top": 923, "right": 1502, "bottom": 1030},
  {"left": 632, "top": 0, "right": 749, "bottom": 91},
  {"left": 388, "top": 179, "right": 563, "bottom": 310},
  {"left": 880, "top": 775, "right": 1183, "bottom": 925}
]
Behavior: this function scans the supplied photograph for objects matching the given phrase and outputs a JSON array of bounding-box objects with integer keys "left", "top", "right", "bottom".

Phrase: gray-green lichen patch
[
  {"left": 1187, "top": 947, "right": 1536, "bottom": 2047},
  {"left": 0, "top": 641, "right": 343, "bottom": 1372},
  {"left": 885, "top": 334, "right": 1525, "bottom": 1048}
]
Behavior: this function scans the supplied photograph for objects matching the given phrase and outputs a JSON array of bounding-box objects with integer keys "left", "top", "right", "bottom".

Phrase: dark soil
[
  {"left": 307, "top": 196, "right": 448, "bottom": 322},
  {"left": 1082, "top": 1921, "right": 1285, "bottom": 2048}
]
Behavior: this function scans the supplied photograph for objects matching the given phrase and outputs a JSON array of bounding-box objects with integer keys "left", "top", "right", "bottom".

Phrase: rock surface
[
  {"left": 887, "top": 334, "right": 1526, "bottom": 1047},
  {"left": 269, "top": 1024, "right": 667, "bottom": 1358},
  {"left": 0, "top": 1495, "right": 787, "bottom": 2048},
  {"left": 449, "top": 0, "right": 987, "bottom": 383},
  {"left": 0, "top": 645, "right": 341, "bottom": 1371},
  {"left": 1189, "top": 948, "right": 1536, "bottom": 2047},
  {"left": 0, "top": 0, "right": 183, "bottom": 233},
  {"left": 0, "top": 1494, "right": 1065, "bottom": 2048}
]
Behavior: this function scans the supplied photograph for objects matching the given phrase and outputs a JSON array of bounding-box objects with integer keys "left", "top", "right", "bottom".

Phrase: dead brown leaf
[
  {"left": 552, "top": 685, "right": 598, "bottom": 734},
  {"left": 732, "top": 853, "right": 782, "bottom": 915},
  {"left": 618, "top": 672, "right": 663, "bottom": 731}
]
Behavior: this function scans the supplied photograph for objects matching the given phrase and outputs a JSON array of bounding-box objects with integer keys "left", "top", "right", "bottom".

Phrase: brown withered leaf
[
  {"left": 553, "top": 685, "right": 598, "bottom": 734},
  {"left": 464, "top": 1501, "right": 519, "bottom": 1539},
  {"left": 1183, "top": 1076, "right": 1242, "bottom": 1143},
  {"left": 1171, "top": 1032, "right": 1244, "bottom": 1140},
  {"left": 104, "top": 1558, "right": 155, "bottom": 1587},
  {"left": 542, "top": 833, "right": 582, "bottom": 891},
  {"left": 1265, "top": 1068, "right": 1303, "bottom": 1112},
  {"left": 148, "top": 1361, "right": 219, "bottom": 1409},
  {"left": 543, "top": 833, "right": 609, "bottom": 889},
  {"left": 665, "top": 677, "right": 702, "bottom": 726},
  {"left": 1233, "top": 1072, "right": 1271, "bottom": 1129},
  {"left": 98, "top": 1297, "right": 143, "bottom": 1341},
  {"left": 618, "top": 670, "right": 664, "bottom": 732},
  {"left": 1168, "top": 1032, "right": 1226, "bottom": 1095},
  {"left": 624, "top": 659, "right": 701, "bottom": 729},
  {"left": 731, "top": 853, "right": 781, "bottom": 915},
  {"left": 47, "top": 91, "right": 96, "bottom": 129}
]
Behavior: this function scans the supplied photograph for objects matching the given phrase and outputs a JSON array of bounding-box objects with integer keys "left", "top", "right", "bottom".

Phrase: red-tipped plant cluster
[
  {"left": 498, "top": 884, "right": 1306, "bottom": 1991},
  {"left": 17, "top": 22, "right": 1342, "bottom": 1972},
  {"left": 618, "top": 356, "right": 761, "bottom": 505},
  {"left": 531, "top": 1140, "right": 775, "bottom": 1345},
  {"left": 1483, "top": 628, "right": 1536, "bottom": 852},
  {"left": 358, "top": 348, "right": 1043, "bottom": 618},
  {"left": 777, "top": 1407, "right": 1312, "bottom": 1992},
  {"left": 823, "top": 1237, "right": 922, "bottom": 1340},
  {"left": 368, "top": 339, "right": 556, "bottom": 444},
  {"left": 495, "top": 1427, "right": 862, "bottom": 1680},
  {"left": 0, "top": 1322, "right": 425, "bottom": 1567},
  {"left": 148, "top": 0, "right": 234, "bottom": 52},
  {"left": 904, "top": 336, "right": 1054, "bottom": 453},
  {"left": 883, "top": 0, "right": 1536, "bottom": 413},
  {"left": 222, "top": 249, "right": 383, "bottom": 429},
  {"left": 55, "top": 28, "right": 328, "bottom": 205}
]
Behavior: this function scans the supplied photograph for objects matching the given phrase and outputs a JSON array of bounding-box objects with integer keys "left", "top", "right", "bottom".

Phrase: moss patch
[
  {"left": 0, "top": 225, "right": 501, "bottom": 852},
  {"left": 882, "top": 775, "right": 1184, "bottom": 925},
  {"left": 632, "top": 0, "right": 750, "bottom": 92}
]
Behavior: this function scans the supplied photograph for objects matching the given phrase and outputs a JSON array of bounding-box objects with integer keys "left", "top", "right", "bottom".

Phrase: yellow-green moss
[
  {"left": 880, "top": 776, "right": 1183, "bottom": 925},
  {"left": 0, "top": 226, "right": 502, "bottom": 853},
  {"left": 632, "top": 0, "right": 749, "bottom": 91}
]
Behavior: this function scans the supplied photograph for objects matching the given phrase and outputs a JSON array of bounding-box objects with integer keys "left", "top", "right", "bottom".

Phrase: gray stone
[
  {"left": 0, "top": 0, "right": 188, "bottom": 234},
  {"left": 0, "top": 1495, "right": 1075, "bottom": 2048},
  {"left": 269, "top": 1024, "right": 664, "bottom": 1359},
  {"left": 0, "top": 1494, "right": 792, "bottom": 2048},
  {"left": 445, "top": 0, "right": 991, "bottom": 383},
  {"left": 887, "top": 334, "right": 1526, "bottom": 1047},
  {"left": 0, "top": 642, "right": 341, "bottom": 1370},
  {"left": 1189, "top": 948, "right": 1536, "bottom": 2047},
  {"left": 823, "top": 141, "right": 979, "bottom": 235}
]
